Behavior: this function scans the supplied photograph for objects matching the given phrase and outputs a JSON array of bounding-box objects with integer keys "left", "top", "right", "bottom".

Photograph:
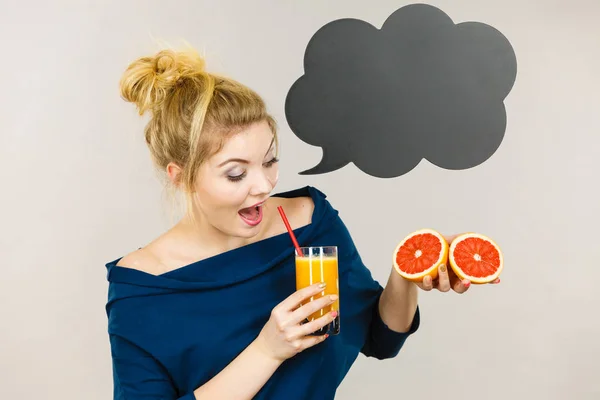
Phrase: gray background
[{"left": 1, "top": 0, "right": 598, "bottom": 399}]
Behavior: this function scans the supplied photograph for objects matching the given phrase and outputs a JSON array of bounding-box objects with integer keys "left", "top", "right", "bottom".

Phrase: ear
[{"left": 166, "top": 162, "right": 183, "bottom": 187}]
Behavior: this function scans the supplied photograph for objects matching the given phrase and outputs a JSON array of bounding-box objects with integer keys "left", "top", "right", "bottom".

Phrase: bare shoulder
[
  {"left": 289, "top": 195, "right": 315, "bottom": 226},
  {"left": 116, "top": 247, "right": 168, "bottom": 275},
  {"left": 268, "top": 193, "right": 315, "bottom": 229}
]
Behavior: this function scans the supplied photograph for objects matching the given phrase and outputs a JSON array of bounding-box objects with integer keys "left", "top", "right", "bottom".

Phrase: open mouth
[{"left": 238, "top": 202, "right": 264, "bottom": 226}]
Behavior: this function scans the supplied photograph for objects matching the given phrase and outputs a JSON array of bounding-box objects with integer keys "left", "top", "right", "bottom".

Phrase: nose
[{"left": 249, "top": 170, "right": 274, "bottom": 197}]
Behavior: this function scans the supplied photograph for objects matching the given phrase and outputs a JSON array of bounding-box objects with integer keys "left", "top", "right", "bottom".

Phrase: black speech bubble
[{"left": 285, "top": 3, "right": 517, "bottom": 178}]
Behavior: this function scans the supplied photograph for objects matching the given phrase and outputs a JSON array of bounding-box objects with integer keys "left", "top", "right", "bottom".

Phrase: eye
[
  {"left": 226, "top": 158, "right": 278, "bottom": 183},
  {"left": 264, "top": 157, "right": 279, "bottom": 168},
  {"left": 227, "top": 171, "right": 246, "bottom": 182}
]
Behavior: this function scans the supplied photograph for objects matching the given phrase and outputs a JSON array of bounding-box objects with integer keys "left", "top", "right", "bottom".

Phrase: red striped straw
[{"left": 277, "top": 206, "right": 302, "bottom": 256}]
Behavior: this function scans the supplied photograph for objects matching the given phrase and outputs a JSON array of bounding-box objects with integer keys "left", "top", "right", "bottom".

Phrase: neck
[
  {"left": 168, "top": 199, "right": 279, "bottom": 265},
  {"left": 174, "top": 206, "right": 270, "bottom": 261},
  {"left": 178, "top": 217, "right": 242, "bottom": 254}
]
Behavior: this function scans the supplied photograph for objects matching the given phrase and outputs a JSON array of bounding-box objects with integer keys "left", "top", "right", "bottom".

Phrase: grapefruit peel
[
  {"left": 448, "top": 232, "right": 503, "bottom": 284},
  {"left": 392, "top": 228, "right": 449, "bottom": 282},
  {"left": 393, "top": 229, "right": 503, "bottom": 285}
]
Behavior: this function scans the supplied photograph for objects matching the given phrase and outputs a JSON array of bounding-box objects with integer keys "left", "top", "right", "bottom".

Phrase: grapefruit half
[
  {"left": 393, "top": 228, "right": 449, "bottom": 282},
  {"left": 448, "top": 233, "right": 503, "bottom": 284}
]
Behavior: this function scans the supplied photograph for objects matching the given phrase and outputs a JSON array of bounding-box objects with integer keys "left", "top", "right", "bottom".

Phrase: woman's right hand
[{"left": 254, "top": 282, "right": 338, "bottom": 362}]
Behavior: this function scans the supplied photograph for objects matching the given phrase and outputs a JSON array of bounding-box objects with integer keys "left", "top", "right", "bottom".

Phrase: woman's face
[{"left": 192, "top": 120, "right": 279, "bottom": 238}]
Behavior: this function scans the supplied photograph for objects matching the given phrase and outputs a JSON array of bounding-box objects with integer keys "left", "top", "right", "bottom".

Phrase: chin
[
  {"left": 218, "top": 221, "right": 260, "bottom": 240},
  {"left": 235, "top": 227, "right": 261, "bottom": 239}
]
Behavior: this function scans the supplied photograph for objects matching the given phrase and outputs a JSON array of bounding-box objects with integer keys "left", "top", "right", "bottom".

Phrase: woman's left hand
[{"left": 415, "top": 234, "right": 500, "bottom": 294}]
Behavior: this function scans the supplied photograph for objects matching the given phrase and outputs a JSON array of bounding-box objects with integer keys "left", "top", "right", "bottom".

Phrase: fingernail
[
  {"left": 331, "top": 311, "right": 338, "bottom": 318},
  {"left": 324, "top": 334, "right": 329, "bottom": 339},
  {"left": 318, "top": 282, "right": 326, "bottom": 288},
  {"left": 440, "top": 264, "right": 446, "bottom": 272},
  {"left": 329, "top": 295, "right": 338, "bottom": 302},
  {"left": 464, "top": 280, "right": 471, "bottom": 287}
]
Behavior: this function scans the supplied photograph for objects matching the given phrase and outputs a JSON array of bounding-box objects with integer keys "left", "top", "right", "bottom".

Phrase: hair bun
[{"left": 120, "top": 48, "right": 208, "bottom": 115}]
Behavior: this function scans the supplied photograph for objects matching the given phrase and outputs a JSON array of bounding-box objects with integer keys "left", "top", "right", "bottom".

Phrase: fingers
[
  {"left": 447, "top": 266, "right": 470, "bottom": 294},
  {"left": 418, "top": 264, "right": 470, "bottom": 293},
  {"left": 296, "top": 309, "right": 338, "bottom": 337},
  {"left": 452, "top": 277, "right": 471, "bottom": 293},
  {"left": 437, "top": 264, "right": 451, "bottom": 292},
  {"left": 278, "top": 282, "right": 326, "bottom": 312},
  {"left": 420, "top": 275, "right": 434, "bottom": 291},
  {"left": 417, "top": 263, "right": 500, "bottom": 293},
  {"left": 298, "top": 331, "right": 330, "bottom": 351},
  {"left": 281, "top": 330, "right": 329, "bottom": 358},
  {"left": 290, "top": 294, "right": 338, "bottom": 325}
]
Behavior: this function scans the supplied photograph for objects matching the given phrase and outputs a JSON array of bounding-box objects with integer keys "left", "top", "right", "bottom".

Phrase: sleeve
[
  {"left": 332, "top": 215, "right": 420, "bottom": 360},
  {"left": 360, "top": 290, "right": 420, "bottom": 360},
  {"left": 110, "top": 334, "right": 196, "bottom": 400}
]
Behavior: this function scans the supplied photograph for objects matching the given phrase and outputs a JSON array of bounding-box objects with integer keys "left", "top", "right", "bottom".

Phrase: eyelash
[{"left": 227, "top": 157, "right": 279, "bottom": 182}]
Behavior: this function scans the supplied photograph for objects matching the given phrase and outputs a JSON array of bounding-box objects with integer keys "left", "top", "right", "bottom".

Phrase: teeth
[{"left": 241, "top": 202, "right": 263, "bottom": 212}]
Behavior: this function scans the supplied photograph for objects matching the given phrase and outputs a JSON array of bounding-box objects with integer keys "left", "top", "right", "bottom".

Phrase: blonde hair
[{"left": 119, "top": 46, "right": 277, "bottom": 214}]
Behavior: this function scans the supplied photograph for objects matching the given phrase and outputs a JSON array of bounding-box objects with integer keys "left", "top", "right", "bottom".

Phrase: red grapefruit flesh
[
  {"left": 449, "top": 233, "right": 503, "bottom": 284},
  {"left": 393, "top": 229, "right": 449, "bottom": 282}
]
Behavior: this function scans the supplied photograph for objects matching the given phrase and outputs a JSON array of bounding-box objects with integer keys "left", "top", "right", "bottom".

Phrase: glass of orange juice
[{"left": 295, "top": 246, "right": 340, "bottom": 336}]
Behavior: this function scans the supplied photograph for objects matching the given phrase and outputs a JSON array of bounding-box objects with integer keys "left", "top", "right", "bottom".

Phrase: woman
[{"left": 106, "top": 47, "right": 490, "bottom": 400}]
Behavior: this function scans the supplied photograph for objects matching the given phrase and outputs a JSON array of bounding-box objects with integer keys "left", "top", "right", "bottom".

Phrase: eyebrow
[
  {"left": 217, "top": 158, "right": 248, "bottom": 167},
  {"left": 217, "top": 136, "right": 276, "bottom": 168}
]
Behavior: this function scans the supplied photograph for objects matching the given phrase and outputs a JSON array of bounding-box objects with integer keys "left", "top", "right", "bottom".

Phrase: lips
[{"left": 238, "top": 201, "right": 265, "bottom": 226}]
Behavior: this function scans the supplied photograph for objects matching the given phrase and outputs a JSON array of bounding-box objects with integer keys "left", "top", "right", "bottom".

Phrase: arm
[
  {"left": 111, "top": 334, "right": 282, "bottom": 400},
  {"left": 191, "top": 339, "right": 282, "bottom": 399},
  {"left": 329, "top": 215, "right": 420, "bottom": 360},
  {"left": 378, "top": 268, "right": 419, "bottom": 333},
  {"left": 109, "top": 281, "right": 335, "bottom": 400},
  {"left": 359, "top": 282, "right": 421, "bottom": 360},
  {"left": 379, "top": 233, "right": 475, "bottom": 333}
]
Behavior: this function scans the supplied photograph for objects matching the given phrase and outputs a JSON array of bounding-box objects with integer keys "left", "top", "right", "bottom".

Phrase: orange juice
[{"left": 295, "top": 246, "right": 340, "bottom": 335}]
